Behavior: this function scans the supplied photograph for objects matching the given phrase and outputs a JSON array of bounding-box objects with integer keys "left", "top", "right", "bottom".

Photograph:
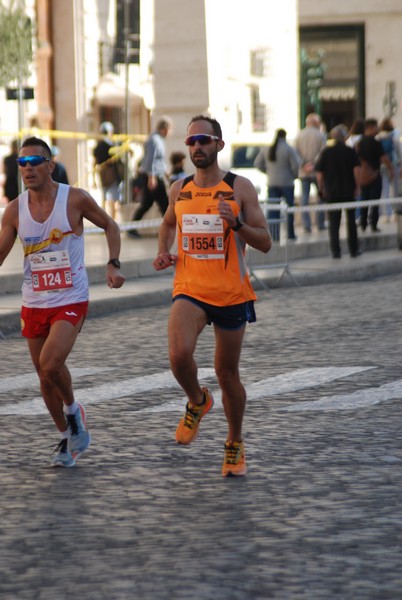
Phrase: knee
[
  {"left": 215, "top": 364, "right": 240, "bottom": 388},
  {"left": 38, "top": 361, "right": 62, "bottom": 385},
  {"left": 169, "top": 346, "right": 192, "bottom": 372}
]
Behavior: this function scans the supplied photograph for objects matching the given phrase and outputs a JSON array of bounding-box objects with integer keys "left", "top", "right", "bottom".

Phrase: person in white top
[
  {"left": 294, "top": 113, "right": 327, "bottom": 233},
  {"left": 0, "top": 137, "right": 125, "bottom": 467}
]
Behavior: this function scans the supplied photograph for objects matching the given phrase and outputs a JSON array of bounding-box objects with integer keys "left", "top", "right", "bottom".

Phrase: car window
[{"left": 232, "top": 145, "right": 262, "bottom": 168}]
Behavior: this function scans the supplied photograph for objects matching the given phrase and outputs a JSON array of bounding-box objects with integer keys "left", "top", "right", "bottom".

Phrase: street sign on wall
[{"left": 6, "top": 87, "right": 34, "bottom": 100}]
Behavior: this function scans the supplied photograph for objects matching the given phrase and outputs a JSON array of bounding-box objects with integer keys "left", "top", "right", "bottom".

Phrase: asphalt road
[{"left": 0, "top": 275, "right": 401, "bottom": 599}]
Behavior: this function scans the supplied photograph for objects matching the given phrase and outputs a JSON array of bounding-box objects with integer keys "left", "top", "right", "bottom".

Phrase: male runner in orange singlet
[
  {"left": 153, "top": 116, "right": 271, "bottom": 476},
  {"left": 0, "top": 137, "right": 125, "bottom": 467}
]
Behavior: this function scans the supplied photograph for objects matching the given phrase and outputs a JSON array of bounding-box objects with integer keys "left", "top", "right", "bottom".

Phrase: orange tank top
[{"left": 173, "top": 172, "right": 256, "bottom": 306}]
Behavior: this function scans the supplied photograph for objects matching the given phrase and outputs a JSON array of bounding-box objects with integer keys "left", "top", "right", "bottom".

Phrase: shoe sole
[
  {"left": 51, "top": 457, "right": 76, "bottom": 468},
  {"left": 222, "top": 465, "right": 247, "bottom": 477}
]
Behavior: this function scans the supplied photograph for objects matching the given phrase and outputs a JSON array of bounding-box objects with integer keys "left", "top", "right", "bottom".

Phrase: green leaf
[{"left": 0, "top": 4, "right": 32, "bottom": 87}]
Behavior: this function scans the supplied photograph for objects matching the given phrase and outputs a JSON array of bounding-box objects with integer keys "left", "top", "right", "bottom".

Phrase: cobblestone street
[{"left": 0, "top": 275, "right": 401, "bottom": 599}]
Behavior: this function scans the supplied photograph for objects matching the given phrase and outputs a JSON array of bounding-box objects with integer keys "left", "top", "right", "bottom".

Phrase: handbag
[
  {"left": 360, "top": 159, "right": 379, "bottom": 186},
  {"left": 99, "top": 162, "right": 117, "bottom": 187}
]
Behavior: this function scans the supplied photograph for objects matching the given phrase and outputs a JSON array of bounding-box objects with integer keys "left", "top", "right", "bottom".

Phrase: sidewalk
[{"left": 0, "top": 217, "right": 401, "bottom": 335}]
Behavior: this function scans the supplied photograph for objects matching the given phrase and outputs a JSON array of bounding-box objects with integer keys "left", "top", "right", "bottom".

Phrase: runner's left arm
[
  {"left": 220, "top": 175, "right": 271, "bottom": 253},
  {"left": 76, "top": 189, "right": 125, "bottom": 289}
]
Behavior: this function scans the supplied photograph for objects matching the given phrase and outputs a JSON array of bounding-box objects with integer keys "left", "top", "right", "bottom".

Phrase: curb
[
  {"left": 2, "top": 254, "right": 402, "bottom": 337},
  {"left": 279, "top": 256, "right": 402, "bottom": 287}
]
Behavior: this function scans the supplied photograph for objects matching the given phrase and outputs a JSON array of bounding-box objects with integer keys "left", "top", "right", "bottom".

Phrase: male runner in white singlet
[{"left": 0, "top": 137, "right": 125, "bottom": 467}]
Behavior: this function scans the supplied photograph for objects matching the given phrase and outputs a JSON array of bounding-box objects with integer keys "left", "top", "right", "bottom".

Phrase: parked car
[{"left": 229, "top": 144, "right": 268, "bottom": 201}]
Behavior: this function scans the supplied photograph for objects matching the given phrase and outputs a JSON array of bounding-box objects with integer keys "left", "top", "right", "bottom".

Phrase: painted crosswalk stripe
[
  {"left": 138, "top": 366, "right": 375, "bottom": 413},
  {"left": 0, "top": 368, "right": 216, "bottom": 415},
  {"left": 0, "top": 366, "right": 373, "bottom": 415},
  {"left": 0, "top": 367, "right": 114, "bottom": 393},
  {"left": 282, "top": 378, "right": 402, "bottom": 412}
]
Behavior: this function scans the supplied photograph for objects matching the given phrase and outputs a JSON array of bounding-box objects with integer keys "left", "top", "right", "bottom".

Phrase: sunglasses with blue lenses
[
  {"left": 184, "top": 134, "right": 221, "bottom": 146},
  {"left": 16, "top": 155, "right": 50, "bottom": 167}
]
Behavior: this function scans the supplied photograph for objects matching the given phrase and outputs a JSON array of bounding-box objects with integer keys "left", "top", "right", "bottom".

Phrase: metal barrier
[
  {"left": 246, "top": 196, "right": 402, "bottom": 290},
  {"left": 81, "top": 197, "right": 402, "bottom": 292},
  {"left": 286, "top": 196, "right": 402, "bottom": 218},
  {"left": 84, "top": 216, "right": 163, "bottom": 235},
  {"left": 247, "top": 199, "right": 297, "bottom": 289}
]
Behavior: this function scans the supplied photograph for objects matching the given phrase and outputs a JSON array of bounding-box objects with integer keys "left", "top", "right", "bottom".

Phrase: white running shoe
[
  {"left": 51, "top": 438, "right": 75, "bottom": 467},
  {"left": 66, "top": 403, "right": 91, "bottom": 457}
]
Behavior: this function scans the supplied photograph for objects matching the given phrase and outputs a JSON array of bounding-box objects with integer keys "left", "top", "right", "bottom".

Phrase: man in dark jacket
[
  {"left": 51, "top": 146, "right": 69, "bottom": 184},
  {"left": 127, "top": 116, "right": 172, "bottom": 238},
  {"left": 3, "top": 139, "right": 19, "bottom": 202},
  {"left": 315, "top": 124, "right": 361, "bottom": 259},
  {"left": 357, "top": 118, "right": 394, "bottom": 232}
]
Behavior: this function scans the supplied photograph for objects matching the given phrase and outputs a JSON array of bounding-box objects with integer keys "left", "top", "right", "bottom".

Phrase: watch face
[
  {"left": 108, "top": 259, "right": 121, "bottom": 268},
  {"left": 232, "top": 217, "right": 243, "bottom": 230}
]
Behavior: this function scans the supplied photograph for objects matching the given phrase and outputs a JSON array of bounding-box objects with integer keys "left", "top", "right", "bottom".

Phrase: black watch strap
[
  {"left": 107, "top": 258, "right": 121, "bottom": 269},
  {"left": 232, "top": 217, "right": 244, "bottom": 231}
]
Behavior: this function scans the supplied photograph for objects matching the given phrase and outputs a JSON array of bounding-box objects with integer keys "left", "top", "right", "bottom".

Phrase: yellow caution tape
[{"left": 0, "top": 128, "right": 147, "bottom": 143}]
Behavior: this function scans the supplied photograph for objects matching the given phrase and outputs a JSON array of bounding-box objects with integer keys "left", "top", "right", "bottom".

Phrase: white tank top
[{"left": 18, "top": 184, "right": 89, "bottom": 307}]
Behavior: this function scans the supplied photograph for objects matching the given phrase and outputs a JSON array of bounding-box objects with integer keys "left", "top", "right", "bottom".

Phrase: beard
[{"left": 190, "top": 148, "right": 218, "bottom": 169}]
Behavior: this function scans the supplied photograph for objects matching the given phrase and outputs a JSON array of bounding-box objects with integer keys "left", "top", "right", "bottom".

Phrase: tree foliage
[{"left": 0, "top": 2, "right": 32, "bottom": 87}]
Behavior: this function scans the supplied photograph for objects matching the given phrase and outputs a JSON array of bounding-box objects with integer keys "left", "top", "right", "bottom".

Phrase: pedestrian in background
[
  {"left": 294, "top": 113, "right": 327, "bottom": 233},
  {"left": 127, "top": 116, "right": 172, "bottom": 238},
  {"left": 169, "top": 151, "right": 187, "bottom": 185},
  {"left": 93, "top": 121, "right": 122, "bottom": 220},
  {"left": 346, "top": 118, "right": 365, "bottom": 150},
  {"left": 346, "top": 118, "right": 365, "bottom": 224},
  {"left": 0, "top": 136, "right": 125, "bottom": 467},
  {"left": 3, "top": 139, "right": 19, "bottom": 202},
  {"left": 51, "top": 145, "right": 69, "bottom": 184},
  {"left": 153, "top": 114, "right": 271, "bottom": 477},
  {"left": 315, "top": 124, "right": 361, "bottom": 259},
  {"left": 254, "top": 128, "right": 300, "bottom": 240},
  {"left": 377, "top": 117, "right": 401, "bottom": 222},
  {"left": 357, "top": 118, "right": 394, "bottom": 232}
]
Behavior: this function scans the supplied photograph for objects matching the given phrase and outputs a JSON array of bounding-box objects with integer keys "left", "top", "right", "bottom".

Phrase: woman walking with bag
[{"left": 254, "top": 128, "right": 300, "bottom": 240}]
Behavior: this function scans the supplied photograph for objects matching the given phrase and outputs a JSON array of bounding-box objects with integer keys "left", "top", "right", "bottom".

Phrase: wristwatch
[
  {"left": 107, "top": 258, "right": 121, "bottom": 269},
  {"left": 231, "top": 217, "right": 244, "bottom": 231}
]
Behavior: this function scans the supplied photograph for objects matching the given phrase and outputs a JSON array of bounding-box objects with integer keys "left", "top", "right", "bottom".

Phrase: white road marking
[
  {"left": 0, "top": 366, "right": 375, "bottom": 416},
  {"left": 282, "top": 379, "right": 402, "bottom": 412},
  {"left": 0, "top": 367, "right": 114, "bottom": 393},
  {"left": 0, "top": 368, "right": 216, "bottom": 415},
  {"left": 246, "top": 366, "right": 373, "bottom": 399},
  {"left": 138, "top": 366, "right": 374, "bottom": 414}
]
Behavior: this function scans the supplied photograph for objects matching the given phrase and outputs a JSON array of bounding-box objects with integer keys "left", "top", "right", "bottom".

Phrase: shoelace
[
  {"left": 183, "top": 403, "right": 202, "bottom": 429},
  {"left": 66, "top": 413, "right": 79, "bottom": 435},
  {"left": 224, "top": 444, "right": 242, "bottom": 464},
  {"left": 53, "top": 438, "right": 68, "bottom": 454}
]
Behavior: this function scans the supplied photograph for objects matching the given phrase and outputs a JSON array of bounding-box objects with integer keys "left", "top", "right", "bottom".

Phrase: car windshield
[{"left": 231, "top": 145, "right": 262, "bottom": 168}]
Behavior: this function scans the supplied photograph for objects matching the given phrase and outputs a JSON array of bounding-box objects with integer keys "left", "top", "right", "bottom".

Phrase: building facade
[
  {"left": 1, "top": 0, "right": 401, "bottom": 199},
  {"left": 299, "top": 0, "right": 402, "bottom": 133},
  {"left": 1, "top": 0, "right": 299, "bottom": 191}
]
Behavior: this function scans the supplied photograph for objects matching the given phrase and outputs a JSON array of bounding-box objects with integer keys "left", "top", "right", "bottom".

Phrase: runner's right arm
[{"left": 153, "top": 180, "right": 179, "bottom": 270}]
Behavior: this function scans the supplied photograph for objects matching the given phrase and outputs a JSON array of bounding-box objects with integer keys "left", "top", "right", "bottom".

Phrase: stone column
[{"left": 35, "top": 0, "right": 54, "bottom": 131}]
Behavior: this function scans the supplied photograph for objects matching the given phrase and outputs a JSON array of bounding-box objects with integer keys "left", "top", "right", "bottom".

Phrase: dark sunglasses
[
  {"left": 16, "top": 155, "right": 50, "bottom": 167},
  {"left": 184, "top": 134, "right": 221, "bottom": 146}
]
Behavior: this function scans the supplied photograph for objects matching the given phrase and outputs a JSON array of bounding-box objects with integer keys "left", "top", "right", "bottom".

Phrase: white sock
[
  {"left": 63, "top": 401, "right": 79, "bottom": 416},
  {"left": 60, "top": 430, "right": 69, "bottom": 440}
]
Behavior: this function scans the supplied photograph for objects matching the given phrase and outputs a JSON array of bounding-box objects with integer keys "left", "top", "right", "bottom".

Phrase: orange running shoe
[
  {"left": 175, "top": 387, "right": 214, "bottom": 445},
  {"left": 222, "top": 440, "right": 247, "bottom": 477}
]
